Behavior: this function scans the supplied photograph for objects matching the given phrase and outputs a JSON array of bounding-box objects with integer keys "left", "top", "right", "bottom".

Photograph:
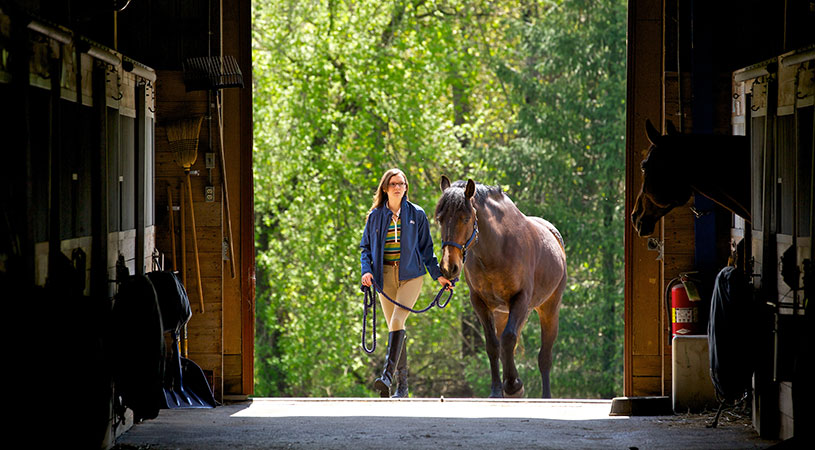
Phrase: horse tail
[
  {"left": 540, "top": 219, "right": 565, "bottom": 254},
  {"left": 551, "top": 226, "right": 565, "bottom": 253}
]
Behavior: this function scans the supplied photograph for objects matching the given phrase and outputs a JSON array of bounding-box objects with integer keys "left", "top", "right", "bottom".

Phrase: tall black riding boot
[
  {"left": 391, "top": 333, "right": 408, "bottom": 398},
  {"left": 374, "top": 330, "right": 405, "bottom": 397}
]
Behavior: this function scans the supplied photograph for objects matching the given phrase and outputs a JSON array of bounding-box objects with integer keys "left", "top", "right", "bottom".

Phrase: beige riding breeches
[{"left": 379, "top": 263, "right": 424, "bottom": 331}]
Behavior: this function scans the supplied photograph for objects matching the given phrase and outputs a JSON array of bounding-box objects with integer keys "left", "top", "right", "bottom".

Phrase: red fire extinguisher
[{"left": 666, "top": 273, "right": 703, "bottom": 340}]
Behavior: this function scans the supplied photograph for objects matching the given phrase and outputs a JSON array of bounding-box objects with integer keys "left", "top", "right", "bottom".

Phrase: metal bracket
[{"left": 647, "top": 238, "right": 664, "bottom": 261}]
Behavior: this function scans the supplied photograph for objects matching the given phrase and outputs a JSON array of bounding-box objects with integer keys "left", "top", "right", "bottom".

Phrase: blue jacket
[{"left": 360, "top": 197, "right": 443, "bottom": 289}]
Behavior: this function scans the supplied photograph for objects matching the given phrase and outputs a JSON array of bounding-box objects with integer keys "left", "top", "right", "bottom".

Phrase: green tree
[
  {"left": 252, "top": 0, "right": 627, "bottom": 398},
  {"left": 484, "top": 0, "right": 627, "bottom": 397},
  {"left": 252, "top": 0, "right": 513, "bottom": 397}
]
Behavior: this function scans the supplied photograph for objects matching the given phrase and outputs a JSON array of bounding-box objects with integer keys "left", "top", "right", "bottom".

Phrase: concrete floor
[{"left": 114, "top": 398, "right": 779, "bottom": 450}]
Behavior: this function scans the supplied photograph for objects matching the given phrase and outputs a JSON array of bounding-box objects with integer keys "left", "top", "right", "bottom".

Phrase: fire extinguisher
[{"left": 665, "top": 272, "right": 703, "bottom": 341}]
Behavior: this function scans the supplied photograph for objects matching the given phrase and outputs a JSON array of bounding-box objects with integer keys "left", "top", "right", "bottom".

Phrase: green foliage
[
  {"left": 486, "top": 0, "right": 628, "bottom": 398},
  {"left": 253, "top": 0, "right": 627, "bottom": 398}
]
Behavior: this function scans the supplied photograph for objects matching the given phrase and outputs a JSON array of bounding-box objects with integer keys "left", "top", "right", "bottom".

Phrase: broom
[{"left": 167, "top": 116, "right": 205, "bottom": 313}]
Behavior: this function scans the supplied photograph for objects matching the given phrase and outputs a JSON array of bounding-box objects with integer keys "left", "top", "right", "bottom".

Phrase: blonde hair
[{"left": 368, "top": 168, "right": 409, "bottom": 216}]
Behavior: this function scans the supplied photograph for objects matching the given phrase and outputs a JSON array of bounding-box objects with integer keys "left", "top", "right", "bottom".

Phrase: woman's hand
[
  {"left": 437, "top": 276, "right": 453, "bottom": 290},
  {"left": 361, "top": 272, "right": 373, "bottom": 287}
]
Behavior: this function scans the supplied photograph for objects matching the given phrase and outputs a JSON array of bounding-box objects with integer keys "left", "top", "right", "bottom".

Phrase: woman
[{"left": 360, "top": 168, "right": 452, "bottom": 398}]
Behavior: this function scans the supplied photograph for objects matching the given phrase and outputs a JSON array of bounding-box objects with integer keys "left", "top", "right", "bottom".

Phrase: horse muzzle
[
  {"left": 632, "top": 213, "right": 656, "bottom": 237},
  {"left": 631, "top": 195, "right": 658, "bottom": 237},
  {"left": 441, "top": 266, "right": 460, "bottom": 281},
  {"left": 440, "top": 248, "right": 463, "bottom": 280}
]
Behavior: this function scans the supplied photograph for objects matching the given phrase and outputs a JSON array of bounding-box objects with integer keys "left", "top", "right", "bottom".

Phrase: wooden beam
[
  {"left": 135, "top": 84, "right": 146, "bottom": 275},
  {"left": 624, "top": 0, "right": 664, "bottom": 397},
  {"left": 91, "top": 62, "right": 109, "bottom": 297}
]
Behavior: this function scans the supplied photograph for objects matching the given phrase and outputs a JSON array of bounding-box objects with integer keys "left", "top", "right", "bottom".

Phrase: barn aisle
[{"left": 113, "top": 398, "right": 777, "bottom": 449}]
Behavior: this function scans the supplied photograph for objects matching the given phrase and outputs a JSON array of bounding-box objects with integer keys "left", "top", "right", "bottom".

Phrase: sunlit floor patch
[{"left": 231, "top": 398, "right": 624, "bottom": 421}]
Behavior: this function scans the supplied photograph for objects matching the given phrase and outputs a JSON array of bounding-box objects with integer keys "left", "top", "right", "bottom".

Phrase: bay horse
[
  {"left": 435, "top": 177, "right": 567, "bottom": 398},
  {"left": 631, "top": 119, "right": 751, "bottom": 237}
]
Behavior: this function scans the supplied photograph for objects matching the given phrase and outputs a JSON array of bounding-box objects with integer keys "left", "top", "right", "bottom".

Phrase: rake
[{"left": 182, "top": 55, "right": 244, "bottom": 279}]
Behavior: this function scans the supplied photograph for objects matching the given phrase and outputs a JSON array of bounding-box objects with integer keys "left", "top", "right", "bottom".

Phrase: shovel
[
  {"left": 163, "top": 331, "right": 216, "bottom": 409},
  {"left": 148, "top": 256, "right": 216, "bottom": 409}
]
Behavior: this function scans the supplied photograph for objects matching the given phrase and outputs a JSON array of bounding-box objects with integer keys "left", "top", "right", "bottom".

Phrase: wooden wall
[
  {"left": 0, "top": 20, "right": 158, "bottom": 290},
  {"left": 732, "top": 48, "right": 815, "bottom": 440},
  {"left": 627, "top": 0, "right": 814, "bottom": 441},
  {"left": 146, "top": 0, "right": 254, "bottom": 401},
  {"left": 1, "top": 0, "right": 254, "bottom": 413},
  {"left": 625, "top": 0, "right": 665, "bottom": 397},
  {"left": 0, "top": 7, "right": 166, "bottom": 445},
  {"left": 221, "top": 0, "right": 255, "bottom": 398},
  {"left": 153, "top": 70, "right": 225, "bottom": 399}
]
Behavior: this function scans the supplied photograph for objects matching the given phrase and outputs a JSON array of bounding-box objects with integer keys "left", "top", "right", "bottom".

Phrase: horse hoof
[
  {"left": 503, "top": 379, "right": 524, "bottom": 398},
  {"left": 503, "top": 385, "right": 525, "bottom": 398}
]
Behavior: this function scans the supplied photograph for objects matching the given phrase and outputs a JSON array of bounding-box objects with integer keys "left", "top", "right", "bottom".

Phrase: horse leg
[
  {"left": 493, "top": 311, "right": 508, "bottom": 345},
  {"left": 492, "top": 311, "right": 508, "bottom": 380},
  {"left": 536, "top": 292, "right": 562, "bottom": 398},
  {"left": 470, "top": 293, "right": 502, "bottom": 398},
  {"left": 495, "top": 310, "right": 527, "bottom": 355},
  {"left": 536, "top": 304, "right": 559, "bottom": 398},
  {"left": 501, "top": 293, "right": 531, "bottom": 398}
]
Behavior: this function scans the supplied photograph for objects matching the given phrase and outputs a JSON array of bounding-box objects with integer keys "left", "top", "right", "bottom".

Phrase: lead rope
[
  {"left": 361, "top": 277, "right": 456, "bottom": 353},
  {"left": 361, "top": 284, "right": 377, "bottom": 353}
]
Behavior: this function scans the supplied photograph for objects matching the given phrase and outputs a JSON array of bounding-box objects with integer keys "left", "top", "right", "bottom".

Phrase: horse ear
[
  {"left": 440, "top": 175, "right": 451, "bottom": 192},
  {"left": 666, "top": 120, "right": 679, "bottom": 136},
  {"left": 465, "top": 179, "right": 476, "bottom": 199},
  {"left": 645, "top": 119, "right": 661, "bottom": 144}
]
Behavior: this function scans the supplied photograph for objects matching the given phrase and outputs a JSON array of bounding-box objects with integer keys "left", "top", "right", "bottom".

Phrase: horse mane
[{"left": 436, "top": 180, "right": 505, "bottom": 218}]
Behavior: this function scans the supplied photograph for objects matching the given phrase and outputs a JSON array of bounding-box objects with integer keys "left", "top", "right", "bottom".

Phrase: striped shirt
[{"left": 383, "top": 213, "right": 401, "bottom": 263}]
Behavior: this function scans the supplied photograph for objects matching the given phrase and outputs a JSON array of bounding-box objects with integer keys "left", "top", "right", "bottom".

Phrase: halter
[{"left": 441, "top": 213, "right": 479, "bottom": 264}]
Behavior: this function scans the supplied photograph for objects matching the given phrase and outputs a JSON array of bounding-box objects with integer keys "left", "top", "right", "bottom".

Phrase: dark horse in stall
[
  {"left": 435, "top": 177, "right": 567, "bottom": 398},
  {"left": 631, "top": 119, "right": 752, "bottom": 237}
]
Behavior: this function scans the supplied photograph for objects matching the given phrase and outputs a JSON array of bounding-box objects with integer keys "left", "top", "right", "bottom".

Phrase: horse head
[
  {"left": 436, "top": 176, "right": 478, "bottom": 281},
  {"left": 631, "top": 119, "right": 693, "bottom": 237}
]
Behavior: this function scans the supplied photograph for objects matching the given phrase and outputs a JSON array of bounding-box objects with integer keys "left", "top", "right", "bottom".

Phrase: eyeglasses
[{"left": 388, "top": 182, "right": 406, "bottom": 188}]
